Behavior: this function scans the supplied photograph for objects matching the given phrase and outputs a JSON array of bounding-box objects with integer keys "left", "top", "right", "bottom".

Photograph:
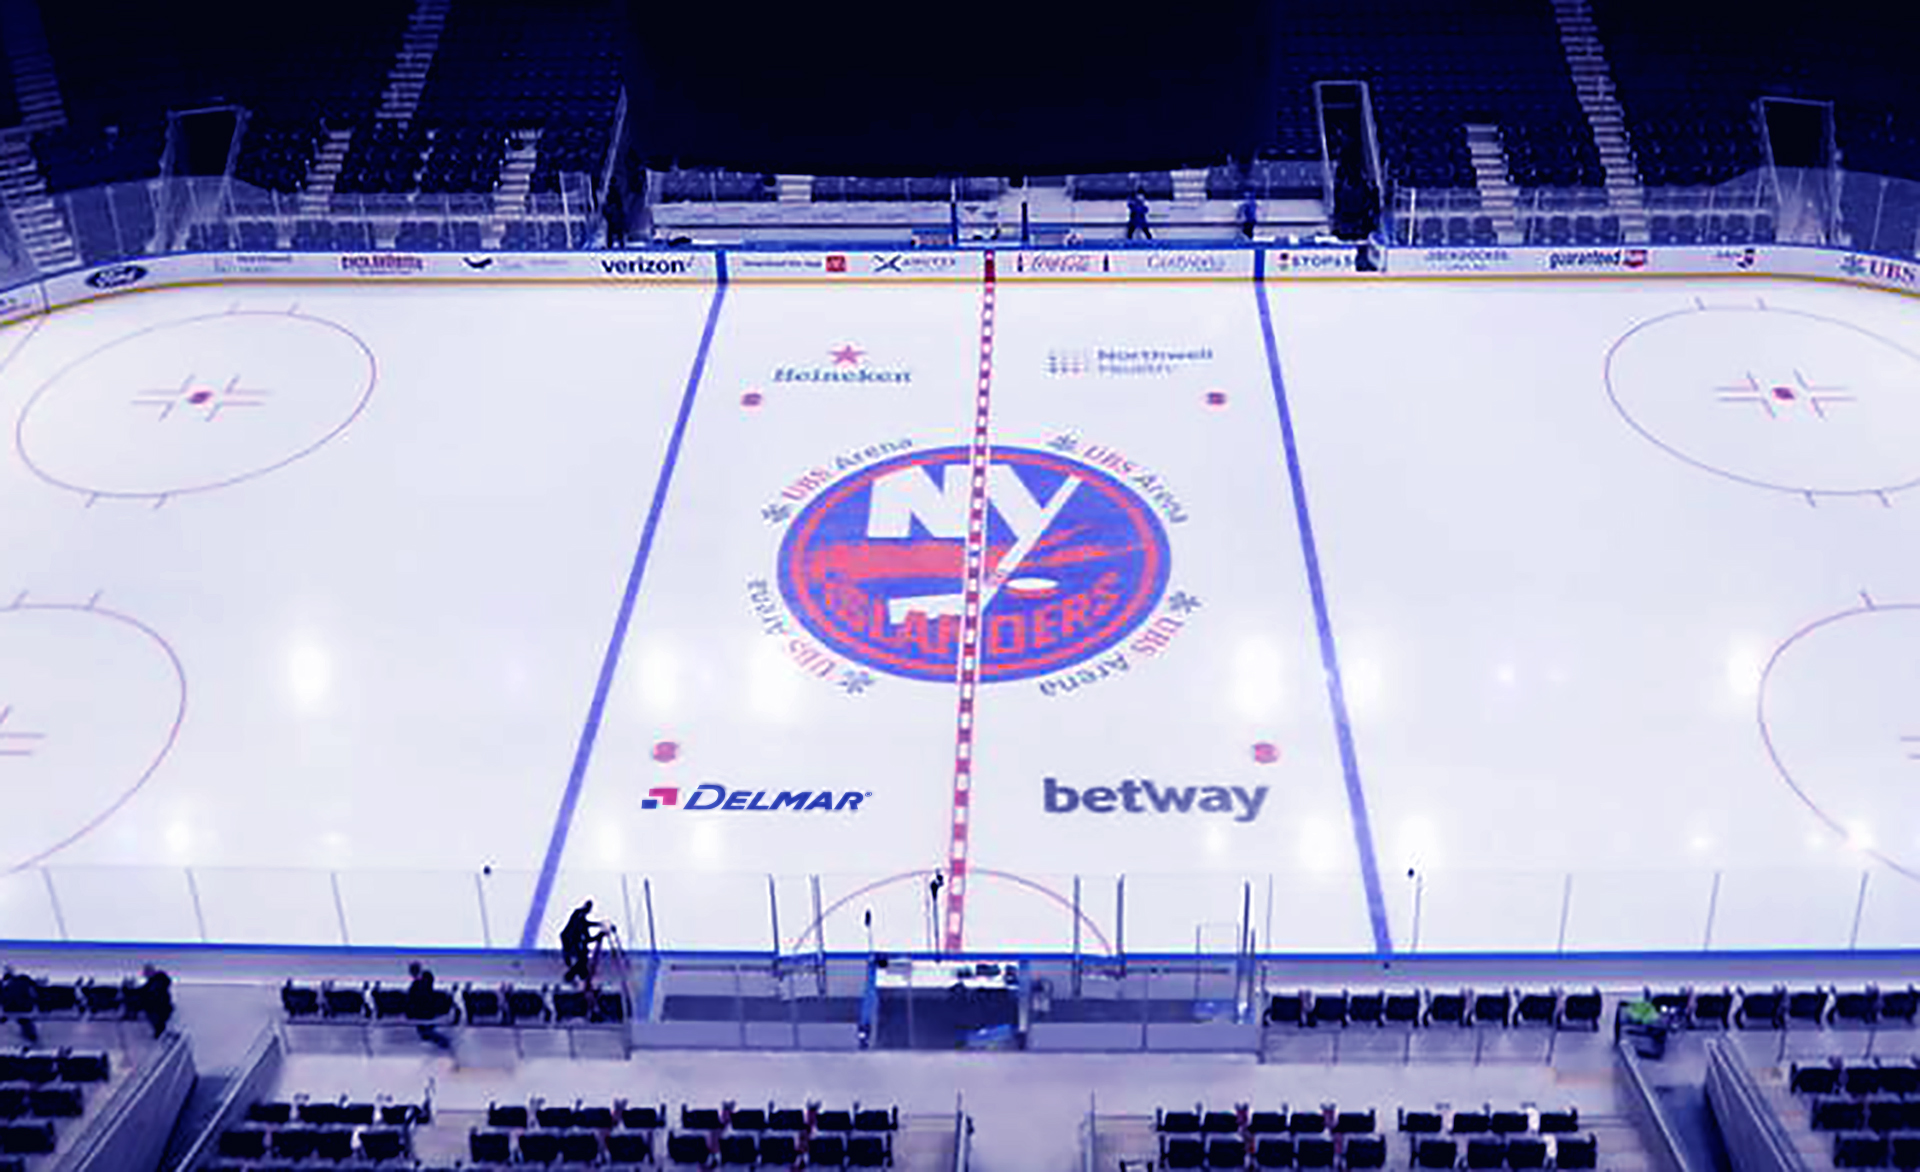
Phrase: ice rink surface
[{"left": 2, "top": 268, "right": 1917, "bottom": 956}]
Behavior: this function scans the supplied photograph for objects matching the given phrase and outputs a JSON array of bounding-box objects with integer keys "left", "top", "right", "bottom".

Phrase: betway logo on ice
[
  {"left": 642, "top": 784, "right": 870, "bottom": 813},
  {"left": 1043, "top": 777, "right": 1268, "bottom": 822}
]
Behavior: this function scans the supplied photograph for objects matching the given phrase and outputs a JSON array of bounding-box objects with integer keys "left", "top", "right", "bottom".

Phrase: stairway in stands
[
  {"left": 377, "top": 0, "right": 450, "bottom": 124},
  {"left": 487, "top": 129, "right": 543, "bottom": 246},
  {"left": 1550, "top": 0, "right": 1650, "bottom": 242},
  {"left": 0, "top": 132, "right": 76, "bottom": 270},
  {"left": 1464, "top": 124, "right": 1522, "bottom": 244},
  {"left": 0, "top": 0, "right": 76, "bottom": 270}
]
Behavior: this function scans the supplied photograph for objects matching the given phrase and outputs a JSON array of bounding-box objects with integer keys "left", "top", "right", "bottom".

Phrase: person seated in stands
[
  {"left": 560, "top": 901, "right": 607, "bottom": 985},
  {"left": 406, "top": 962, "right": 452, "bottom": 1051},
  {"left": 138, "top": 965, "right": 172, "bottom": 1038},
  {"left": 1, "top": 967, "right": 39, "bottom": 1043}
]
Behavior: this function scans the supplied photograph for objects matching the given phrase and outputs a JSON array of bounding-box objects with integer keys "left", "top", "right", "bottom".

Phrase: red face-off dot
[
  {"left": 1252, "top": 742, "right": 1280, "bottom": 764},
  {"left": 1205, "top": 389, "right": 1229, "bottom": 407},
  {"left": 1772, "top": 386, "right": 1796, "bottom": 401},
  {"left": 187, "top": 389, "right": 214, "bottom": 405},
  {"left": 741, "top": 389, "right": 763, "bottom": 407},
  {"left": 652, "top": 741, "right": 679, "bottom": 763}
]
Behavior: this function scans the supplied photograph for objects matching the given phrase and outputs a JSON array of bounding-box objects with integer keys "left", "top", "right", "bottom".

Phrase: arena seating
[
  {"left": 1788, "top": 1056, "right": 1920, "bottom": 1169},
  {"left": 1156, "top": 1103, "right": 1386, "bottom": 1169},
  {"left": 0, "top": 1047, "right": 112, "bottom": 1165},
  {"left": 1264, "top": 988, "right": 1603, "bottom": 1032},
  {"left": 1269, "top": 0, "right": 1595, "bottom": 190},
  {"left": 467, "top": 1098, "right": 894, "bottom": 1169},
  {"left": 1590, "top": 0, "right": 1920, "bottom": 186}
]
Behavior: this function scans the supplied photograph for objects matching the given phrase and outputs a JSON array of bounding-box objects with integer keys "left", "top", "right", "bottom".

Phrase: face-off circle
[
  {"left": 778, "top": 446, "right": 1171, "bottom": 683},
  {"left": 1605, "top": 304, "right": 1920, "bottom": 497},
  {"left": 15, "top": 310, "right": 377, "bottom": 500},
  {"left": 0, "top": 601, "right": 186, "bottom": 873},
  {"left": 1758, "top": 603, "right": 1920, "bottom": 881}
]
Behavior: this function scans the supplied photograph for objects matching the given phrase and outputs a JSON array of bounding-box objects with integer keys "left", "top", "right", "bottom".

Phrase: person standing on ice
[{"left": 1127, "top": 187, "right": 1153, "bottom": 240}]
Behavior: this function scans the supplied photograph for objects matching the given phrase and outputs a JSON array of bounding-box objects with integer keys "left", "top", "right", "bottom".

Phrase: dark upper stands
[
  {"left": 1271, "top": 0, "right": 1595, "bottom": 191},
  {"left": 1592, "top": 0, "right": 1920, "bottom": 186}
]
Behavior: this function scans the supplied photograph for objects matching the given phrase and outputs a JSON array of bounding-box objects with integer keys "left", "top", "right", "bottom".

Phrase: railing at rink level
[
  {"left": 1390, "top": 166, "right": 1920, "bottom": 259},
  {"left": 0, "top": 861, "right": 1915, "bottom": 956}
]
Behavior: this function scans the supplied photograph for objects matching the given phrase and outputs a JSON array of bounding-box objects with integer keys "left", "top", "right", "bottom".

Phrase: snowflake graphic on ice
[
  {"left": 1167, "top": 591, "right": 1203, "bottom": 615},
  {"left": 762, "top": 503, "right": 793, "bottom": 525},
  {"left": 838, "top": 669, "right": 875, "bottom": 695},
  {"left": 1046, "top": 433, "right": 1080, "bottom": 453}
]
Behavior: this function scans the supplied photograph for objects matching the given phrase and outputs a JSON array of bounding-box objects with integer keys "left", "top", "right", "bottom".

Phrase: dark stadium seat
[
  {"left": 1312, "top": 992, "right": 1349, "bottom": 1026},
  {"left": 684, "top": 1105, "right": 725, "bottom": 1131},
  {"left": 1290, "top": 1109, "right": 1326, "bottom": 1134},
  {"left": 1400, "top": 1110, "right": 1443, "bottom": 1134},
  {"left": 1554, "top": 1135, "right": 1597, "bottom": 1170},
  {"left": 1208, "top": 1137, "right": 1248, "bottom": 1168},
  {"left": 668, "top": 1131, "right": 713, "bottom": 1164},
  {"left": 488, "top": 1103, "right": 529, "bottom": 1129},
  {"left": 1334, "top": 1110, "right": 1374, "bottom": 1135},
  {"left": 1349, "top": 992, "right": 1384, "bottom": 1025},
  {"left": 56, "top": 1053, "right": 107, "bottom": 1083},
  {"left": 517, "top": 1129, "right": 562, "bottom": 1162},
  {"left": 462, "top": 986, "right": 503, "bottom": 1025},
  {"left": 1537, "top": 1109, "right": 1578, "bottom": 1134},
  {"left": 1691, "top": 991, "right": 1732, "bottom": 1028},
  {"left": 1253, "top": 1136, "right": 1293, "bottom": 1168},
  {"left": 1249, "top": 1111, "right": 1287, "bottom": 1135},
  {"left": 609, "top": 1130, "right": 654, "bottom": 1163},
  {"left": 1427, "top": 992, "right": 1468, "bottom": 1026},
  {"left": 1837, "top": 1133, "right": 1890, "bottom": 1168},
  {"left": 535, "top": 1104, "right": 574, "bottom": 1129},
  {"left": 1560, "top": 991, "right": 1602, "bottom": 1030},
  {"left": 807, "top": 1133, "right": 847, "bottom": 1167},
  {"left": 1452, "top": 1111, "right": 1490, "bottom": 1134},
  {"left": 360, "top": 1128, "right": 405, "bottom": 1161},
  {"left": 1266, "top": 993, "right": 1304, "bottom": 1026},
  {"left": 1516, "top": 991, "right": 1557, "bottom": 1026},
  {"left": 469, "top": 1130, "right": 511, "bottom": 1163},
  {"left": 27, "top": 1088, "right": 81, "bottom": 1118},
  {"left": 1466, "top": 1136, "right": 1505, "bottom": 1169},
  {"left": 624, "top": 1103, "right": 667, "bottom": 1130},
  {"left": 1415, "top": 1138, "right": 1457, "bottom": 1171},
  {"left": 1156, "top": 1107, "right": 1196, "bottom": 1134},
  {"left": 760, "top": 1133, "right": 799, "bottom": 1165},
  {"left": 1202, "top": 1110, "right": 1239, "bottom": 1134},
  {"left": 1296, "top": 1135, "right": 1334, "bottom": 1168},
  {"left": 1507, "top": 1136, "right": 1549, "bottom": 1169},
  {"left": 1489, "top": 1111, "right": 1528, "bottom": 1135},
  {"left": 720, "top": 1133, "right": 759, "bottom": 1165},
  {"left": 1162, "top": 1136, "right": 1206, "bottom": 1170}
]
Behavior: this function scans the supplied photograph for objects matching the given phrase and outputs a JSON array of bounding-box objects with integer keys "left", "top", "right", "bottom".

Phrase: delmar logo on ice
[{"left": 641, "top": 784, "right": 870, "bottom": 812}]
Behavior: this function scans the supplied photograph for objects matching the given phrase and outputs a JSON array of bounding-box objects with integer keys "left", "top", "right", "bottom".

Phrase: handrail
[
  {"left": 1704, "top": 1038, "right": 1810, "bottom": 1172},
  {"left": 165, "top": 1026, "right": 283, "bottom": 1172},
  {"left": 1613, "top": 1040, "right": 1697, "bottom": 1172}
]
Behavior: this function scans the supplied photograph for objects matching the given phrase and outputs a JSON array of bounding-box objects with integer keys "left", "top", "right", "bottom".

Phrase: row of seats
[
  {"left": 1794, "top": 1059, "right": 1920, "bottom": 1098},
  {"left": 488, "top": 1101, "right": 895, "bottom": 1135},
  {"left": 1652, "top": 985, "right": 1918, "bottom": 1030},
  {"left": 0, "top": 1085, "right": 85, "bottom": 1121},
  {"left": 1410, "top": 1134, "right": 1598, "bottom": 1170},
  {"left": 217, "top": 1125, "right": 409, "bottom": 1163},
  {"left": 1264, "top": 989, "right": 1602, "bottom": 1030},
  {"left": 1, "top": 975, "right": 153, "bottom": 1022},
  {"left": 0, "top": 1051, "right": 109, "bottom": 1084},
  {"left": 1832, "top": 1132, "right": 1920, "bottom": 1169},
  {"left": 280, "top": 981, "right": 626, "bottom": 1026},
  {"left": 1161, "top": 1131, "right": 1384, "bottom": 1170}
]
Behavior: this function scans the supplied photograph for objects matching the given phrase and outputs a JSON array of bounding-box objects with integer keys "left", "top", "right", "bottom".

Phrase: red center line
[{"left": 943, "top": 252, "right": 998, "bottom": 952}]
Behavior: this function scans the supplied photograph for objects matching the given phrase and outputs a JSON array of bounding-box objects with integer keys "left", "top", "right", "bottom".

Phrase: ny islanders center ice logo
[{"left": 777, "top": 447, "right": 1171, "bottom": 683}]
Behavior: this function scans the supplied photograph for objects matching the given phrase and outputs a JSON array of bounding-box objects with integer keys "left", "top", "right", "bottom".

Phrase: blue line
[
  {"left": 519, "top": 258, "right": 731, "bottom": 949},
  {"left": 1253, "top": 248, "right": 1393, "bottom": 956}
]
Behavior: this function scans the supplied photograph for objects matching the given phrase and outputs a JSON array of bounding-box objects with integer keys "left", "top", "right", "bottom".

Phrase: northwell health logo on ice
[
  {"left": 1043, "top": 777, "right": 1269, "bottom": 822},
  {"left": 641, "top": 785, "right": 871, "bottom": 813}
]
